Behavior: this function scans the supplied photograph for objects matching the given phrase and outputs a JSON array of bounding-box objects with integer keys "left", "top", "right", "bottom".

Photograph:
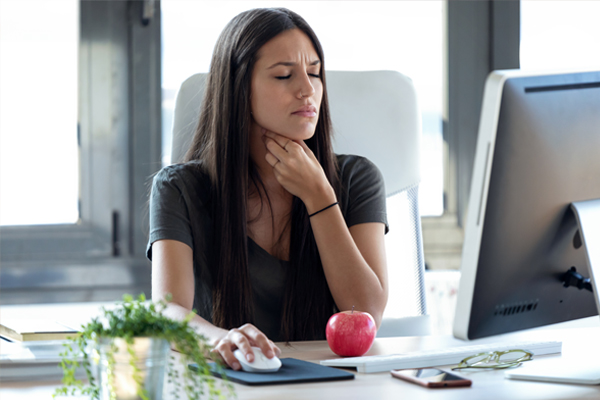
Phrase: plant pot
[{"left": 93, "top": 337, "right": 170, "bottom": 400}]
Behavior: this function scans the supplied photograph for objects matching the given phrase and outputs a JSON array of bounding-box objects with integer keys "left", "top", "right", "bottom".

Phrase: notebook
[
  {"left": 0, "top": 320, "right": 79, "bottom": 342},
  {"left": 505, "top": 357, "right": 600, "bottom": 385},
  {"left": 0, "top": 337, "right": 84, "bottom": 382},
  {"left": 189, "top": 358, "right": 354, "bottom": 386}
]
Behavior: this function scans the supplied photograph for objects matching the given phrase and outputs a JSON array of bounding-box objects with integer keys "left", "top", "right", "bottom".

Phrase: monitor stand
[{"left": 506, "top": 199, "right": 600, "bottom": 385}]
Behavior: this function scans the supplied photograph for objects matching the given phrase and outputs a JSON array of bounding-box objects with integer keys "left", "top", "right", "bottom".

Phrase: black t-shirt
[{"left": 147, "top": 154, "right": 388, "bottom": 341}]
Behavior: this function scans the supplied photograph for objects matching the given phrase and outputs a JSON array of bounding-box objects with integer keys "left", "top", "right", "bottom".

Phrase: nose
[{"left": 297, "top": 72, "right": 316, "bottom": 99}]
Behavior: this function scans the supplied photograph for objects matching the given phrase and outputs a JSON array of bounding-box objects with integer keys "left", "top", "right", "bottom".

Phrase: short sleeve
[
  {"left": 146, "top": 166, "right": 194, "bottom": 260},
  {"left": 337, "top": 155, "right": 389, "bottom": 234}
]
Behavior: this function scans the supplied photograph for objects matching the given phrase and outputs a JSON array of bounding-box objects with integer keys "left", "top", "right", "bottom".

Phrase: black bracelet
[{"left": 308, "top": 202, "right": 339, "bottom": 218}]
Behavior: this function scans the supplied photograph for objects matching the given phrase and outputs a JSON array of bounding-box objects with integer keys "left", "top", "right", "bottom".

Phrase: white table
[{"left": 2, "top": 303, "right": 600, "bottom": 399}]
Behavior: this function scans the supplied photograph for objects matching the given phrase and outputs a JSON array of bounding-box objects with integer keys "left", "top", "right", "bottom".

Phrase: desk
[{"left": 2, "top": 304, "right": 600, "bottom": 400}]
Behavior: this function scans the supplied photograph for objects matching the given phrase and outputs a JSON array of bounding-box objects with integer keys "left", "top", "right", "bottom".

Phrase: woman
[{"left": 148, "top": 8, "right": 388, "bottom": 370}]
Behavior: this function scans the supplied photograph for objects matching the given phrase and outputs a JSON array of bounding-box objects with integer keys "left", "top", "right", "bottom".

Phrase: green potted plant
[{"left": 54, "top": 294, "right": 232, "bottom": 400}]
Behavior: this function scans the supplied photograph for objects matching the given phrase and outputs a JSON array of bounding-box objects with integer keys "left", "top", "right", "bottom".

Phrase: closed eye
[
  {"left": 309, "top": 73, "right": 320, "bottom": 78},
  {"left": 275, "top": 75, "right": 292, "bottom": 80}
]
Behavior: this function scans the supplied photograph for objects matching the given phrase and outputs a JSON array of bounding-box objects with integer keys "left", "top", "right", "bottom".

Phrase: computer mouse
[{"left": 233, "top": 346, "right": 282, "bottom": 373}]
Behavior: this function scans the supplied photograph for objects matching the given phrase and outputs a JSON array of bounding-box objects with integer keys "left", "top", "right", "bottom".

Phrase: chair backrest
[{"left": 171, "top": 70, "right": 429, "bottom": 336}]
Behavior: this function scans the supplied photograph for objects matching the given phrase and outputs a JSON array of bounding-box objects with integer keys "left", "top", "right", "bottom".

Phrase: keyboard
[{"left": 320, "top": 340, "right": 562, "bottom": 373}]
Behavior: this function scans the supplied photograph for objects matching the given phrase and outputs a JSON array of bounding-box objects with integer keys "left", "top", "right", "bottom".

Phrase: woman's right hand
[{"left": 211, "top": 323, "right": 281, "bottom": 370}]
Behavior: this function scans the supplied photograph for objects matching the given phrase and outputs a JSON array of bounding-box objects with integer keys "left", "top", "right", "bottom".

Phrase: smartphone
[{"left": 391, "top": 368, "right": 472, "bottom": 388}]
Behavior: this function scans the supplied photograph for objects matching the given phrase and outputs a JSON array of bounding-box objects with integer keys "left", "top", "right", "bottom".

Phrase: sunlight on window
[
  {"left": 0, "top": 0, "right": 79, "bottom": 226},
  {"left": 521, "top": 1, "right": 600, "bottom": 71}
]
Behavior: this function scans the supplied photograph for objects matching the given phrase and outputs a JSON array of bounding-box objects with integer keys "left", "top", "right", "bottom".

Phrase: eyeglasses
[{"left": 452, "top": 349, "right": 533, "bottom": 370}]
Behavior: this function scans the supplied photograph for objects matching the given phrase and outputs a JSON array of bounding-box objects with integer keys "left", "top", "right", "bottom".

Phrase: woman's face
[{"left": 250, "top": 28, "right": 323, "bottom": 141}]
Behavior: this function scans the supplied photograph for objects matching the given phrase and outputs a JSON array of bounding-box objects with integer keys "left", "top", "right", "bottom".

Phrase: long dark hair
[{"left": 184, "top": 8, "right": 339, "bottom": 341}]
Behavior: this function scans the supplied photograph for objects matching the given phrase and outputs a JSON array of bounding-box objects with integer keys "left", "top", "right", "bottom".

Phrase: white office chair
[{"left": 171, "top": 70, "right": 430, "bottom": 337}]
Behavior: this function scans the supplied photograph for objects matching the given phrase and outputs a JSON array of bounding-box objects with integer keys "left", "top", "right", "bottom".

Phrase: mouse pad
[{"left": 189, "top": 358, "right": 354, "bottom": 386}]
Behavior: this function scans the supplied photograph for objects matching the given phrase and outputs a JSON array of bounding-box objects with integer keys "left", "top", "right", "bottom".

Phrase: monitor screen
[{"left": 454, "top": 69, "right": 600, "bottom": 340}]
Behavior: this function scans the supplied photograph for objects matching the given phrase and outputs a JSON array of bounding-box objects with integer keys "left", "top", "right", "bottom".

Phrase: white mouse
[{"left": 233, "top": 346, "right": 282, "bottom": 373}]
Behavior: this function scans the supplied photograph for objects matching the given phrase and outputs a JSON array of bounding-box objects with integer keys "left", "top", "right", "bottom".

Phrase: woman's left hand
[{"left": 263, "top": 129, "right": 336, "bottom": 213}]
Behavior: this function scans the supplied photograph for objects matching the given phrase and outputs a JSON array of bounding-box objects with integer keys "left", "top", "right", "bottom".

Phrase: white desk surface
[{"left": 2, "top": 303, "right": 600, "bottom": 400}]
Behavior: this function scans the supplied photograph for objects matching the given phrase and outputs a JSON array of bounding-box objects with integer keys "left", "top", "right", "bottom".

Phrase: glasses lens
[
  {"left": 464, "top": 353, "right": 492, "bottom": 366},
  {"left": 498, "top": 350, "right": 531, "bottom": 363}
]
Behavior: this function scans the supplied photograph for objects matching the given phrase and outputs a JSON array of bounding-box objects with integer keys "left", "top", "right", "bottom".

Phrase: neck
[{"left": 248, "top": 120, "right": 283, "bottom": 191}]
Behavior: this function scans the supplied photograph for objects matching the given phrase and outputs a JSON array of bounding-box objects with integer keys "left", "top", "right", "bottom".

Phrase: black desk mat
[{"left": 189, "top": 358, "right": 354, "bottom": 386}]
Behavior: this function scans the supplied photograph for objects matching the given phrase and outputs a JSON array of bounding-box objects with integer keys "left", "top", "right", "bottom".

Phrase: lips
[{"left": 292, "top": 105, "right": 317, "bottom": 117}]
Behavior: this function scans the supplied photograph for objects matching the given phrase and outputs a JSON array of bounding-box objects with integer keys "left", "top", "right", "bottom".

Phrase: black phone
[{"left": 391, "top": 368, "right": 472, "bottom": 388}]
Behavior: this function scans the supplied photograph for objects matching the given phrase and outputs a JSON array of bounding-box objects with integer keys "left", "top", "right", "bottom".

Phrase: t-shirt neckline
[{"left": 247, "top": 236, "right": 291, "bottom": 264}]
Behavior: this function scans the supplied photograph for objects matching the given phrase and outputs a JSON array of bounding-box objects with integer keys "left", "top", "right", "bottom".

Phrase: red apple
[{"left": 326, "top": 307, "right": 377, "bottom": 357}]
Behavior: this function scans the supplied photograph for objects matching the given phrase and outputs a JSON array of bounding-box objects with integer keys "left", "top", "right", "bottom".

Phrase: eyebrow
[{"left": 266, "top": 60, "right": 321, "bottom": 69}]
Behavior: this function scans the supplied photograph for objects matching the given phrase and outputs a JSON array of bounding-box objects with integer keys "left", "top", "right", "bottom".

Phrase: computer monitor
[{"left": 454, "top": 69, "right": 600, "bottom": 340}]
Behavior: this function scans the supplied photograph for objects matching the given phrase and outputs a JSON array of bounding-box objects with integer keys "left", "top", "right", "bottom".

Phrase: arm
[
  {"left": 311, "top": 218, "right": 388, "bottom": 327},
  {"left": 264, "top": 132, "right": 388, "bottom": 327},
  {"left": 148, "top": 168, "right": 280, "bottom": 368},
  {"left": 151, "top": 239, "right": 280, "bottom": 370},
  {"left": 151, "top": 239, "right": 227, "bottom": 344}
]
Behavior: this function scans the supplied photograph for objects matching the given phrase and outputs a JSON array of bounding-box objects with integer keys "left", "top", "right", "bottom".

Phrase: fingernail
[
  {"left": 246, "top": 354, "right": 253, "bottom": 362},
  {"left": 267, "top": 350, "right": 274, "bottom": 358},
  {"left": 232, "top": 362, "right": 240, "bottom": 370}
]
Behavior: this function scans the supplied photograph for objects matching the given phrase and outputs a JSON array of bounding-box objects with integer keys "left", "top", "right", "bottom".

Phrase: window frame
[
  {"left": 421, "top": 0, "right": 520, "bottom": 271},
  {"left": 0, "top": 0, "right": 161, "bottom": 304}
]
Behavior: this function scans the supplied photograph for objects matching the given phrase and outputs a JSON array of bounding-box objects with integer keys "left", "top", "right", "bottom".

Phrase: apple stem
[{"left": 352, "top": 305, "right": 354, "bottom": 314}]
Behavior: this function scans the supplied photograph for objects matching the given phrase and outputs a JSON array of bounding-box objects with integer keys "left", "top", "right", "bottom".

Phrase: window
[
  {"left": 0, "top": 1, "right": 160, "bottom": 304},
  {"left": 521, "top": 0, "right": 600, "bottom": 71},
  {"left": 0, "top": 0, "right": 79, "bottom": 226}
]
